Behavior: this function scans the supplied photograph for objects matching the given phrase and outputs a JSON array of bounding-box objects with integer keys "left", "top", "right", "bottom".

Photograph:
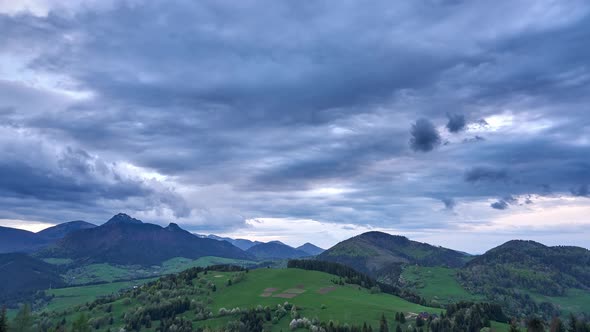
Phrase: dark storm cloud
[
  {"left": 446, "top": 113, "right": 466, "bottom": 133},
  {"left": 409, "top": 119, "right": 441, "bottom": 152},
  {"left": 0, "top": 0, "right": 590, "bottom": 237}
]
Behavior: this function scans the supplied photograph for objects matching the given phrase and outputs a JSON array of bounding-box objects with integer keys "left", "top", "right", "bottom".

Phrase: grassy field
[
  {"left": 401, "top": 266, "right": 481, "bottom": 306},
  {"left": 200, "top": 268, "right": 509, "bottom": 332},
  {"left": 160, "top": 256, "right": 256, "bottom": 274},
  {"left": 43, "top": 258, "right": 74, "bottom": 265},
  {"left": 530, "top": 288, "right": 590, "bottom": 315},
  {"left": 39, "top": 267, "right": 511, "bottom": 332},
  {"left": 60, "top": 256, "right": 256, "bottom": 285},
  {"left": 44, "top": 278, "right": 156, "bottom": 312}
]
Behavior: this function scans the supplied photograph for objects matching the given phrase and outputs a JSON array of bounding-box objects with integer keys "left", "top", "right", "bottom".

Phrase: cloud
[
  {"left": 1, "top": 0, "right": 590, "bottom": 249},
  {"left": 446, "top": 113, "right": 467, "bottom": 133},
  {"left": 464, "top": 167, "right": 509, "bottom": 183},
  {"left": 490, "top": 200, "right": 509, "bottom": 210},
  {"left": 571, "top": 184, "right": 589, "bottom": 197},
  {"left": 441, "top": 198, "right": 456, "bottom": 210},
  {"left": 409, "top": 118, "right": 441, "bottom": 152}
]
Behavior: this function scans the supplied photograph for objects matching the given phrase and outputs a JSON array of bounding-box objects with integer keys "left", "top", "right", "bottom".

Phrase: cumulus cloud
[
  {"left": 446, "top": 113, "right": 467, "bottom": 133},
  {"left": 409, "top": 118, "right": 441, "bottom": 152}
]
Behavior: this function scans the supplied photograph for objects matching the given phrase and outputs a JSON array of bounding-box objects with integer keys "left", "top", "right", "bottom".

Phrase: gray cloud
[
  {"left": 409, "top": 118, "right": 441, "bottom": 152},
  {"left": 446, "top": 113, "right": 466, "bottom": 133},
  {"left": 0, "top": 0, "right": 589, "bottom": 247},
  {"left": 571, "top": 184, "right": 589, "bottom": 197},
  {"left": 464, "top": 167, "right": 509, "bottom": 183},
  {"left": 490, "top": 200, "right": 509, "bottom": 210},
  {"left": 441, "top": 198, "right": 456, "bottom": 210}
]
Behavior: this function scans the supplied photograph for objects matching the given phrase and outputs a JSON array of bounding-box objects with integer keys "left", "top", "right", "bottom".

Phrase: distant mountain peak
[
  {"left": 165, "top": 223, "right": 183, "bottom": 231},
  {"left": 296, "top": 242, "right": 325, "bottom": 255},
  {"left": 105, "top": 213, "right": 143, "bottom": 225}
]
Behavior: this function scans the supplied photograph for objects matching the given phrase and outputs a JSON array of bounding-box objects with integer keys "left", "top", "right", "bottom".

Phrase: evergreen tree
[
  {"left": 527, "top": 317, "right": 544, "bottom": 332},
  {"left": 380, "top": 313, "right": 389, "bottom": 332},
  {"left": 0, "top": 306, "right": 8, "bottom": 332},
  {"left": 569, "top": 314, "right": 578, "bottom": 332},
  {"left": 12, "top": 304, "right": 33, "bottom": 332},
  {"left": 416, "top": 317, "right": 424, "bottom": 327},
  {"left": 548, "top": 317, "right": 565, "bottom": 332},
  {"left": 72, "top": 313, "right": 91, "bottom": 332},
  {"left": 395, "top": 325, "right": 403, "bottom": 332},
  {"left": 399, "top": 313, "right": 406, "bottom": 324}
]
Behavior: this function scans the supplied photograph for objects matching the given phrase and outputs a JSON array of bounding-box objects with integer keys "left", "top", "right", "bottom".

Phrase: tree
[
  {"left": 12, "top": 304, "right": 33, "bottom": 332},
  {"left": 0, "top": 307, "right": 8, "bottom": 332},
  {"left": 399, "top": 313, "right": 406, "bottom": 324},
  {"left": 527, "top": 317, "right": 544, "bottom": 332},
  {"left": 416, "top": 317, "right": 424, "bottom": 327},
  {"left": 395, "top": 325, "right": 403, "bottom": 332},
  {"left": 72, "top": 313, "right": 91, "bottom": 332},
  {"left": 569, "top": 314, "right": 578, "bottom": 332},
  {"left": 509, "top": 319, "right": 520, "bottom": 332},
  {"left": 380, "top": 313, "right": 389, "bottom": 332},
  {"left": 550, "top": 317, "right": 565, "bottom": 332}
]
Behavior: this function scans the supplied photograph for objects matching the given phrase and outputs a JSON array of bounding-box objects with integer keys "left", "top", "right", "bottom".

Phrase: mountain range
[
  {"left": 2, "top": 213, "right": 589, "bottom": 318},
  {"left": 0, "top": 220, "right": 96, "bottom": 253},
  {"left": 38, "top": 213, "right": 252, "bottom": 265}
]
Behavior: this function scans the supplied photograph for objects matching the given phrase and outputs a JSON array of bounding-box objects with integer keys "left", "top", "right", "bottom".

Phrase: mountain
[
  {"left": 0, "top": 220, "right": 97, "bottom": 253},
  {"left": 297, "top": 242, "right": 325, "bottom": 256},
  {"left": 205, "top": 234, "right": 263, "bottom": 251},
  {"left": 104, "top": 213, "right": 143, "bottom": 225},
  {"left": 0, "top": 253, "right": 64, "bottom": 307},
  {"left": 0, "top": 226, "right": 44, "bottom": 253},
  {"left": 36, "top": 220, "right": 97, "bottom": 241},
  {"left": 459, "top": 240, "right": 590, "bottom": 297},
  {"left": 317, "top": 231, "right": 468, "bottom": 280},
  {"left": 38, "top": 213, "right": 253, "bottom": 265},
  {"left": 246, "top": 242, "right": 310, "bottom": 260}
]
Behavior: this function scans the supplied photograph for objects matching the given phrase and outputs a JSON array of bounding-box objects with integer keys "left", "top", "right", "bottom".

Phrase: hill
[
  {"left": 457, "top": 240, "right": 590, "bottom": 317},
  {"left": 0, "top": 226, "right": 44, "bottom": 253},
  {"left": 0, "top": 253, "right": 65, "bottom": 307},
  {"left": 460, "top": 240, "right": 590, "bottom": 296},
  {"left": 246, "top": 242, "right": 309, "bottom": 260},
  {"left": 38, "top": 266, "right": 510, "bottom": 332},
  {"left": 0, "top": 220, "right": 97, "bottom": 253},
  {"left": 36, "top": 220, "right": 97, "bottom": 241},
  {"left": 317, "top": 231, "right": 468, "bottom": 282},
  {"left": 205, "top": 234, "right": 263, "bottom": 251},
  {"left": 38, "top": 213, "right": 252, "bottom": 266},
  {"left": 296, "top": 242, "right": 325, "bottom": 256}
]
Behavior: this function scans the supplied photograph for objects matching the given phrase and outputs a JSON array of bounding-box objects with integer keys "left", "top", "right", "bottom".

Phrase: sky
[{"left": 1, "top": 0, "right": 590, "bottom": 253}]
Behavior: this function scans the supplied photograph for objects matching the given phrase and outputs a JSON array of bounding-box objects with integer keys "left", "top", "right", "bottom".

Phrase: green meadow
[{"left": 401, "top": 266, "right": 481, "bottom": 305}]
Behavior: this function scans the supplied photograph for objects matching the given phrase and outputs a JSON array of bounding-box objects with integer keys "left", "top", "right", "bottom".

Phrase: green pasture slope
[
  {"left": 44, "top": 279, "right": 156, "bottom": 312},
  {"left": 205, "top": 268, "right": 508, "bottom": 331},
  {"left": 57, "top": 256, "right": 256, "bottom": 285},
  {"left": 401, "top": 266, "right": 590, "bottom": 316},
  {"left": 40, "top": 267, "right": 511, "bottom": 332},
  {"left": 401, "top": 266, "right": 481, "bottom": 305},
  {"left": 529, "top": 288, "right": 590, "bottom": 315}
]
